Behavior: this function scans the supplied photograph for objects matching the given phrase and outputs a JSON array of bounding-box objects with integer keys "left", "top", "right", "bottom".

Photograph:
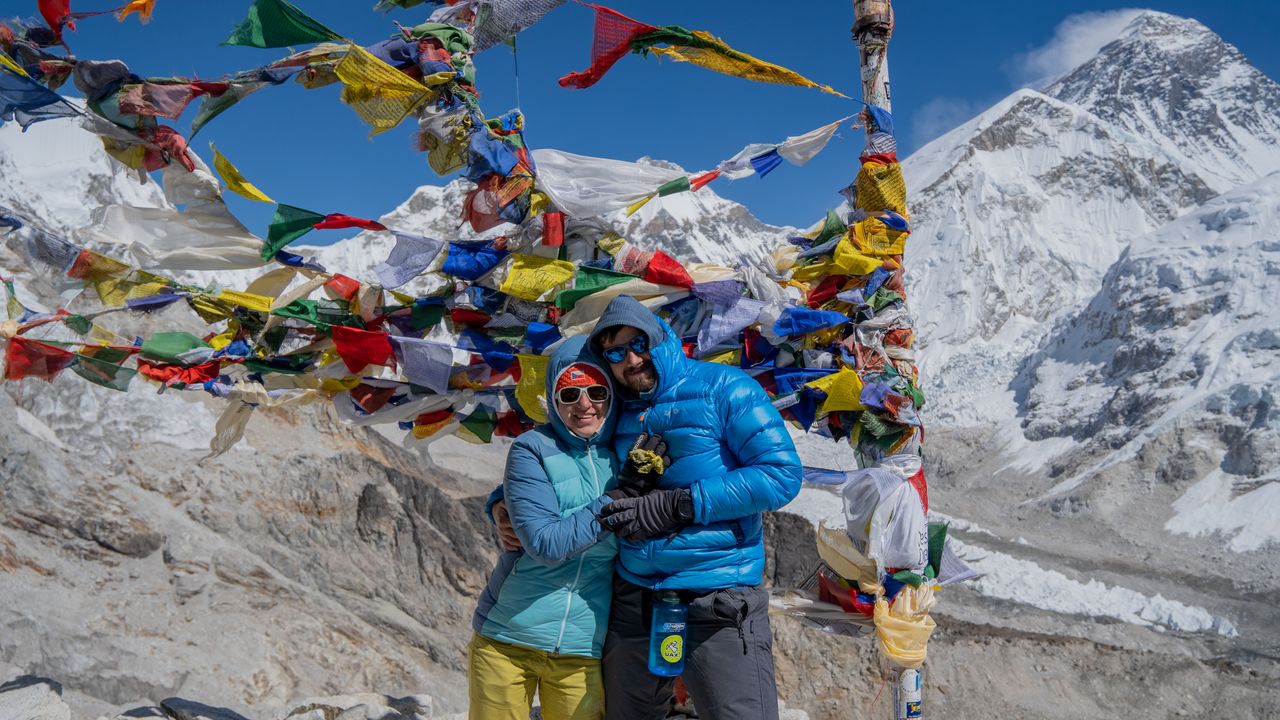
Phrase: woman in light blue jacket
[{"left": 469, "top": 335, "right": 662, "bottom": 720}]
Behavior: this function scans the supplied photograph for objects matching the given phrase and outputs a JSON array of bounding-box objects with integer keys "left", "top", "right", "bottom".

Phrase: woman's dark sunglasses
[
  {"left": 556, "top": 385, "right": 610, "bottom": 405},
  {"left": 602, "top": 335, "right": 650, "bottom": 364}
]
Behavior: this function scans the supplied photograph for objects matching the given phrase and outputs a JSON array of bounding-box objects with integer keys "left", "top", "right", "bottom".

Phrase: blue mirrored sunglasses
[{"left": 602, "top": 335, "right": 649, "bottom": 364}]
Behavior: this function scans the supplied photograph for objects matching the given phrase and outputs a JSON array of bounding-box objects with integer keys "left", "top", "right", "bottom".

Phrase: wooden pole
[{"left": 852, "top": 0, "right": 894, "bottom": 110}]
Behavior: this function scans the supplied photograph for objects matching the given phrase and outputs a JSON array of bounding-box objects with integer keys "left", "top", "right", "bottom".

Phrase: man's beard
[{"left": 619, "top": 361, "right": 657, "bottom": 395}]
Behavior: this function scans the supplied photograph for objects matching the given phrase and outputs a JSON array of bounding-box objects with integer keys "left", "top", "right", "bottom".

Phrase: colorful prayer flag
[
  {"left": 223, "top": 0, "right": 340, "bottom": 48},
  {"left": 4, "top": 336, "right": 75, "bottom": 381},
  {"left": 262, "top": 204, "right": 325, "bottom": 260},
  {"left": 117, "top": 0, "right": 157, "bottom": 23},
  {"left": 499, "top": 255, "right": 576, "bottom": 302},
  {"left": 514, "top": 353, "right": 549, "bottom": 424},
  {"left": 212, "top": 144, "right": 275, "bottom": 203},
  {"left": 330, "top": 326, "right": 394, "bottom": 373},
  {"left": 638, "top": 26, "right": 847, "bottom": 98}
]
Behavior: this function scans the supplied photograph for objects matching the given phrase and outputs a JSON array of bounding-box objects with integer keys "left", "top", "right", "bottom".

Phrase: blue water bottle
[{"left": 647, "top": 591, "right": 688, "bottom": 676}]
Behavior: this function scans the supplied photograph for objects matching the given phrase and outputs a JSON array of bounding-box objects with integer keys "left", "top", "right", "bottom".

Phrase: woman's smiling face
[{"left": 556, "top": 386, "right": 608, "bottom": 437}]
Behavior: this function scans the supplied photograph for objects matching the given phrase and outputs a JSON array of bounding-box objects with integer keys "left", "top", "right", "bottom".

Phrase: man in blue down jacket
[
  {"left": 582, "top": 294, "right": 802, "bottom": 720},
  {"left": 494, "top": 294, "right": 802, "bottom": 719}
]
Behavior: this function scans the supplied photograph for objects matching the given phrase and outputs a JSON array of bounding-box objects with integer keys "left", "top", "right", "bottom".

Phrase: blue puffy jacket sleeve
[
  {"left": 504, "top": 440, "right": 612, "bottom": 566},
  {"left": 690, "top": 373, "right": 803, "bottom": 525}
]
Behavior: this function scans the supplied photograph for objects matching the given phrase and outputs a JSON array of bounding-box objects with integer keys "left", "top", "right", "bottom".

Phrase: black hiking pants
[{"left": 602, "top": 575, "right": 780, "bottom": 720}]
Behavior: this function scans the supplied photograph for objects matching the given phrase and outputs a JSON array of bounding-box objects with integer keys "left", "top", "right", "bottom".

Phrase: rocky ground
[{"left": 3, "top": 387, "right": 1277, "bottom": 719}]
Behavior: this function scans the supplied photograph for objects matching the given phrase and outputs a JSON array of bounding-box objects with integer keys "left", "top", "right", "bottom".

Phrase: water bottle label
[
  {"left": 906, "top": 701, "right": 921, "bottom": 718},
  {"left": 659, "top": 634, "right": 684, "bottom": 663},
  {"left": 659, "top": 622, "right": 685, "bottom": 633}
]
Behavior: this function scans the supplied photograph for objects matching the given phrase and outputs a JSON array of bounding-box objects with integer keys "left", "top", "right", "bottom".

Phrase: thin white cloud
[
  {"left": 909, "top": 96, "right": 985, "bottom": 150},
  {"left": 1008, "top": 8, "right": 1147, "bottom": 88}
]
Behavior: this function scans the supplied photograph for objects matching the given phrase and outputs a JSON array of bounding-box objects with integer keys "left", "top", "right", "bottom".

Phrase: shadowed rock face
[{"left": 0, "top": 386, "right": 503, "bottom": 717}]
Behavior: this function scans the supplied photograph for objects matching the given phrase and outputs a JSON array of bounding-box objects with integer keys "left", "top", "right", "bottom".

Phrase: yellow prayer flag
[
  {"left": 805, "top": 367, "right": 866, "bottom": 413},
  {"left": 412, "top": 413, "right": 456, "bottom": 439},
  {"left": 853, "top": 217, "right": 909, "bottom": 257},
  {"left": 854, "top": 162, "right": 909, "bottom": 217},
  {"left": 515, "top": 354, "right": 549, "bottom": 424},
  {"left": 529, "top": 191, "right": 551, "bottom": 216},
  {"left": 320, "top": 376, "right": 361, "bottom": 393},
  {"left": 117, "top": 0, "right": 156, "bottom": 23},
  {"left": 188, "top": 294, "right": 235, "bottom": 323},
  {"left": 0, "top": 51, "right": 29, "bottom": 77},
  {"left": 217, "top": 289, "right": 274, "bottom": 313},
  {"left": 499, "top": 255, "right": 576, "bottom": 302},
  {"left": 597, "top": 232, "right": 627, "bottom": 256},
  {"left": 647, "top": 31, "right": 847, "bottom": 98},
  {"left": 334, "top": 43, "right": 435, "bottom": 136},
  {"left": 211, "top": 144, "right": 275, "bottom": 203},
  {"left": 625, "top": 194, "right": 655, "bottom": 217},
  {"left": 703, "top": 349, "right": 741, "bottom": 365},
  {"left": 207, "top": 329, "right": 236, "bottom": 351},
  {"left": 832, "top": 232, "right": 885, "bottom": 276},
  {"left": 790, "top": 259, "right": 832, "bottom": 283}
]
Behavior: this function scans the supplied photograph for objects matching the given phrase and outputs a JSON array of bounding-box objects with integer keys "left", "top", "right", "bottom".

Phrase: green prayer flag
[
  {"left": 814, "top": 209, "right": 845, "bottom": 245},
  {"left": 657, "top": 177, "right": 691, "bottom": 197},
  {"left": 868, "top": 288, "right": 904, "bottom": 312},
  {"left": 410, "top": 303, "right": 445, "bottom": 331},
  {"left": 553, "top": 266, "right": 635, "bottom": 312},
  {"left": 223, "top": 0, "right": 340, "bottom": 49},
  {"left": 192, "top": 81, "right": 267, "bottom": 137},
  {"left": 262, "top": 204, "right": 325, "bottom": 260},
  {"left": 927, "top": 522, "right": 948, "bottom": 580},
  {"left": 460, "top": 406, "right": 496, "bottom": 443},
  {"left": 72, "top": 353, "right": 137, "bottom": 392},
  {"left": 141, "top": 332, "right": 210, "bottom": 363},
  {"left": 64, "top": 314, "right": 93, "bottom": 335},
  {"left": 272, "top": 298, "right": 319, "bottom": 325}
]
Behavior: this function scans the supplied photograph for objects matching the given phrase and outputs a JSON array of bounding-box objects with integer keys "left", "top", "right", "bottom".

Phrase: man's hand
[
  {"left": 615, "top": 432, "right": 671, "bottom": 499},
  {"left": 598, "top": 488, "right": 693, "bottom": 542},
  {"left": 492, "top": 499, "right": 523, "bottom": 552}
]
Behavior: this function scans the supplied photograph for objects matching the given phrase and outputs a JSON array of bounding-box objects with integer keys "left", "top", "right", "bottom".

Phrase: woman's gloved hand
[{"left": 598, "top": 488, "right": 693, "bottom": 542}]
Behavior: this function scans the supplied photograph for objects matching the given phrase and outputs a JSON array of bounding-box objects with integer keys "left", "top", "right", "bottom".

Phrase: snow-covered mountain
[
  {"left": 307, "top": 156, "right": 794, "bottom": 286},
  {"left": 1047, "top": 11, "right": 1280, "bottom": 192}
]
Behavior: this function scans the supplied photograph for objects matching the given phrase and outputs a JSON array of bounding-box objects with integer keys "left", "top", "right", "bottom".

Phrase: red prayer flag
[
  {"left": 325, "top": 274, "right": 361, "bottom": 301},
  {"left": 558, "top": 3, "right": 658, "bottom": 89},
  {"left": 643, "top": 249, "right": 693, "bottom": 289},
  {"left": 541, "top": 211, "right": 564, "bottom": 247},
  {"left": 494, "top": 409, "right": 531, "bottom": 438},
  {"left": 141, "top": 126, "right": 195, "bottom": 172},
  {"left": 313, "top": 214, "right": 388, "bottom": 232},
  {"left": 690, "top": 170, "right": 721, "bottom": 191},
  {"left": 415, "top": 408, "right": 454, "bottom": 426},
  {"left": 135, "top": 358, "right": 220, "bottom": 386},
  {"left": 331, "top": 326, "right": 394, "bottom": 373},
  {"left": 860, "top": 152, "right": 898, "bottom": 166},
  {"left": 906, "top": 468, "right": 928, "bottom": 514},
  {"left": 350, "top": 382, "right": 397, "bottom": 413},
  {"left": 39, "top": 0, "right": 75, "bottom": 40},
  {"left": 449, "top": 307, "right": 491, "bottom": 328},
  {"left": 807, "top": 274, "right": 849, "bottom": 309},
  {"left": 4, "top": 336, "right": 75, "bottom": 381}
]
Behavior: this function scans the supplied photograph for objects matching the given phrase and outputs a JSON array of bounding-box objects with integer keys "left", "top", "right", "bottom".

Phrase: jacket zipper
[{"left": 555, "top": 446, "right": 601, "bottom": 655}]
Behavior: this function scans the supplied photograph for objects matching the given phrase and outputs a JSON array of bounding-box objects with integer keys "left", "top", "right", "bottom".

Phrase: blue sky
[{"left": 22, "top": 0, "right": 1280, "bottom": 241}]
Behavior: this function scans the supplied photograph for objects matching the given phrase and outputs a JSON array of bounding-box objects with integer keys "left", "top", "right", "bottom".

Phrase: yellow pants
[{"left": 467, "top": 634, "right": 604, "bottom": 720}]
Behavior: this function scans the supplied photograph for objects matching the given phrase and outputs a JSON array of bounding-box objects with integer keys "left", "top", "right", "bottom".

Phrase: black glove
[
  {"left": 598, "top": 488, "right": 693, "bottom": 542},
  {"left": 614, "top": 432, "right": 671, "bottom": 499}
]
